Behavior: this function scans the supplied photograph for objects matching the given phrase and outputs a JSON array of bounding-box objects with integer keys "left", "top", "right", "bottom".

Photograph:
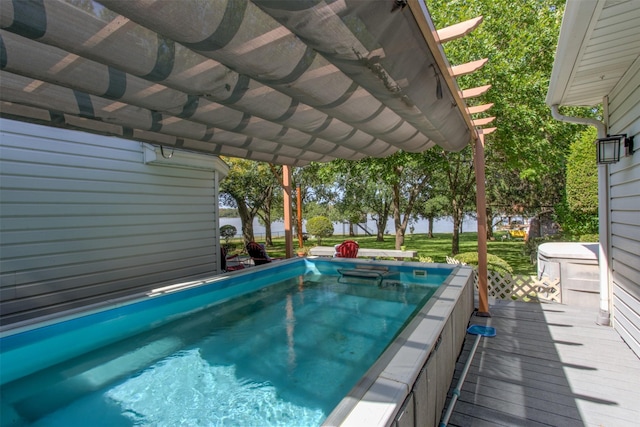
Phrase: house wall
[
  {"left": 607, "top": 59, "right": 640, "bottom": 357},
  {"left": 0, "top": 119, "right": 226, "bottom": 328}
]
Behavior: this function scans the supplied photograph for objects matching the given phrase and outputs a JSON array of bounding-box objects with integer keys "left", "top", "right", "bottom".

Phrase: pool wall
[
  {"left": 0, "top": 258, "right": 305, "bottom": 385},
  {"left": 322, "top": 260, "right": 475, "bottom": 427}
]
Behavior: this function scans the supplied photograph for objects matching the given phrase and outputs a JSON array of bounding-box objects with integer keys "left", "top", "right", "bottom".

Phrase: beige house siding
[
  {"left": 607, "top": 59, "right": 640, "bottom": 357},
  {"left": 0, "top": 119, "right": 225, "bottom": 328}
]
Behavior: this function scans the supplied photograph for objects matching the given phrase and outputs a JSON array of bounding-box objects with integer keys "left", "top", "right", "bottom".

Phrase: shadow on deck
[{"left": 442, "top": 299, "right": 640, "bottom": 427}]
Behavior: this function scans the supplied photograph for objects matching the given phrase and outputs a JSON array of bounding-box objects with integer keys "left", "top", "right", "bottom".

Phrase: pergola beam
[
  {"left": 472, "top": 116, "right": 495, "bottom": 127},
  {"left": 436, "top": 16, "right": 484, "bottom": 43},
  {"left": 479, "top": 127, "right": 497, "bottom": 135},
  {"left": 461, "top": 85, "right": 492, "bottom": 99},
  {"left": 450, "top": 58, "right": 488, "bottom": 77},
  {"left": 467, "top": 103, "right": 494, "bottom": 114},
  {"left": 408, "top": 0, "right": 479, "bottom": 141}
]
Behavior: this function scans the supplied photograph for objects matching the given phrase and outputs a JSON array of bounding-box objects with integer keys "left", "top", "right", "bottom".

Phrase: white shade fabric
[{"left": 0, "top": 0, "right": 475, "bottom": 165}]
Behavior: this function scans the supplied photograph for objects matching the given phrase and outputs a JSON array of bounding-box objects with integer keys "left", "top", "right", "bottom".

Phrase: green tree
[
  {"left": 334, "top": 158, "right": 393, "bottom": 240},
  {"left": 306, "top": 216, "right": 334, "bottom": 244},
  {"left": 256, "top": 183, "right": 277, "bottom": 246},
  {"left": 257, "top": 164, "right": 288, "bottom": 246},
  {"left": 310, "top": 150, "right": 444, "bottom": 249},
  {"left": 556, "top": 127, "right": 599, "bottom": 235},
  {"left": 388, "top": 151, "right": 443, "bottom": 249},
  {"left": 440, "top": 147, "right": 476, "bottom": 254},
  {"left": 566, "top": 128, "right": 598, "bottom": 214},
  {"left": 309, "top": 159, "right": 388, "bottom": 239},
  {"left": 219, "top": 158, "right": 279, "bottom": 245},
  {"left": 219, "top": 225, "right": 237, "bottom": 244},
  {"left": 429, "top": 0, "right": 593, "bottom": 244},
  {"left": 419, "top": 195, "right": 449, "bottom": 238}
]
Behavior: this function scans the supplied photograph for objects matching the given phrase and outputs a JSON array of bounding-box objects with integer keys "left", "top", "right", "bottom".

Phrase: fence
[
  {"left": 446, "top": 257, "right": 561, "bottom": 303},
  {"left": 478, "top": 271, "right": 561, "bottom": 303}
]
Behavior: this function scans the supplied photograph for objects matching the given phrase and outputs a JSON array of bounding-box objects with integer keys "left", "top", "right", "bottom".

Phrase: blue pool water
[{"left": 0, "top": 260, "right": 452, "bottom": 426}]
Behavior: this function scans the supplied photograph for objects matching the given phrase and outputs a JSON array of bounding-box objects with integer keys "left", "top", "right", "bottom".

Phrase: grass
[{"left": 226, "top": 231, "right": 536, "bottom": 276}]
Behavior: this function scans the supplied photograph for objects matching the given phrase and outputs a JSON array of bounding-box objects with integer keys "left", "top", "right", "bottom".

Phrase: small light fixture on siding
[{"left": 596, "top": 134, "right": 634, "bottom": 164}]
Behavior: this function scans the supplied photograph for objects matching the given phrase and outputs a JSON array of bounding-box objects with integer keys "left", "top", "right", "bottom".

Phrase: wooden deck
[{"left": 442, "top": 299, "right": 640, "bottom": 427}]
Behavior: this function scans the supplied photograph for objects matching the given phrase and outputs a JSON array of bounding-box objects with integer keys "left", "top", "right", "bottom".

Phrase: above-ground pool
[{"left": 0, "top": 258, "right": 474, "bottom": 427}]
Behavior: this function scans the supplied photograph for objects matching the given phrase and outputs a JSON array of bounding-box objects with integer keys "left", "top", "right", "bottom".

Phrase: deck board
[{"left": 440, "top": 299, "right": 640, "bottom": 427}]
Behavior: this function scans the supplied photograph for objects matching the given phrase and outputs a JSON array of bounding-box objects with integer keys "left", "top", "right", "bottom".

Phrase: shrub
[
  {"left": 556, "top": 127, "right": 599, "bottom": 236},
  {"left": 453, "top": 252, "right": 513, "bottom": 275},
  {"left": 566, "top": 128, "right": 598, "bottom": 214},
  {"left": 306, "top": 216, "right": 334, "bottom": 244},
  {"left": 554, "top": 201, "right": 599, "bottom": 236},
  {"left": 219, "top": 224, "right": 237, "bottom": 244},
  {"left": 418, "top": 255, "right": 434, "bottom": 263}
]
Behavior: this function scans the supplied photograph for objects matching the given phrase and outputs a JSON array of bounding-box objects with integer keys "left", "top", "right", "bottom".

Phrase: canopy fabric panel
[{"left": 0, "top": 0, "right": 475, "bottom": 165}]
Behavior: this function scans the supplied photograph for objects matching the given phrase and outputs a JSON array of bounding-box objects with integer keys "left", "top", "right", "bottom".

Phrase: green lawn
[{"left": 228, "top": 231, "right": 536, "bottom": 276}]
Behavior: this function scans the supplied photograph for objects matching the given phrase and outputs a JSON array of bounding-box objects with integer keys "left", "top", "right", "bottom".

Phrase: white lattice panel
[{"left": 474, "top": 271, "right": 561, "bottom": 303}]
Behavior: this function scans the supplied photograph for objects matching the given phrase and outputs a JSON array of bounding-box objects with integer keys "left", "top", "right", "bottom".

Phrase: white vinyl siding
[
  {"left": 0, "top": 119, "right": 225, "bottom": 327},
  {"left": 607, "top": 58, "right": 640, "bottom": 357}
]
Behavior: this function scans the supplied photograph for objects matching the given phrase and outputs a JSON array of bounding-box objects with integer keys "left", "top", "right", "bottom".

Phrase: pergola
[{"left": 0, "top": 0, "right": 494, "bottom": 312}]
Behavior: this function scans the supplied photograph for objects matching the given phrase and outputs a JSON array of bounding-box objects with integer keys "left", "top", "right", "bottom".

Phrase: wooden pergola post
[
  {"left": 296, "top": 184, "right": 303, "bottom": 249},
  {"left": 412, "top": 5, "right": 492, "bottom": 312},
  {"left": 282, "top": 165, "right": 294, "bottom": 258},
  {"left": 475, "top": 130, "right": 490, "bottom": 316}
]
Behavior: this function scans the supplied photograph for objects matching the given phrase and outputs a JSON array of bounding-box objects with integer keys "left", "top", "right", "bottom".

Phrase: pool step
[{"left": 337, "top": 267, "right": 389, "bottom": 285}]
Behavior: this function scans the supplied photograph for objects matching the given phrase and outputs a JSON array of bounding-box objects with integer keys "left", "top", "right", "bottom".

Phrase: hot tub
[{"left": 537, "top": 242, "right": 600, "bottom": 307}]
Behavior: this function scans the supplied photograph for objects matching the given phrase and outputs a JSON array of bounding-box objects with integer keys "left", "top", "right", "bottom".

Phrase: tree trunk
[
  {"left": 486, "top": 206, "right": 494, "bottom": 240},
  {"left": 349, "top": 222, "right": 355, "bottom": 236},
  {"left": 390, "top": 162, "right": 429, "bottom": 249},
  {"left": 257, "top": 210, "right": 273, "bottom": 246},
  {"left": 236, "top": 201, "right": 255, "bottom": 246},
  {"left": 264, "top": 221, "right": 273, "bottom": 246},
  {"left": 451, "top": 218, "right": 460, "bottom": 255},
  {"left": 392, "top": 184, "right": 404, "bottom": 249},
  {"left": 374, "top": 216, "right": 387, "bottom": 241},
  {"left": 373, "top": 201, "right": 390, "bottom": 241},
  {"left": 451, "top": 201, "right": 462, "bottom": 255},
  {"left": 260, "top": 185, "right": 274, "bottom": 246},
  {"left": 394, "top": 224, "right": 404, "bottom": 249},
  {"left": 526, "top": 215, "right": 541, "bottom": 243},
  {"left": 428, "top": 217, "right": 434, "bottom": 238}
]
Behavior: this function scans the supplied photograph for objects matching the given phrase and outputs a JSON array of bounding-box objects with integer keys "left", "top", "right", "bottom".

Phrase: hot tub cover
[
  {"left": 537, "top": 242, "right": 599, "bottom": 261},
  {"left": 0, "top": 0, "right": 476, "bottom": 165}
]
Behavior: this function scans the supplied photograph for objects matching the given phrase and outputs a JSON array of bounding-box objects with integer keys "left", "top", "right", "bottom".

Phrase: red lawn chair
[
  {"left": 246, "top": 241, "right": 272, "bottom": 266},
  {"left": 221, "top": 246, "right": 245, "bottom": 272},
  {"left": 335, "top": 240, "right": 359, "bottom": 258}
]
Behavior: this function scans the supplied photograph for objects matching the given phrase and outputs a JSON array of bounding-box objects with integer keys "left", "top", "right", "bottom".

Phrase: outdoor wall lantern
[{"left": 596, "top": 134, "right": 634, "bottom": 164}]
